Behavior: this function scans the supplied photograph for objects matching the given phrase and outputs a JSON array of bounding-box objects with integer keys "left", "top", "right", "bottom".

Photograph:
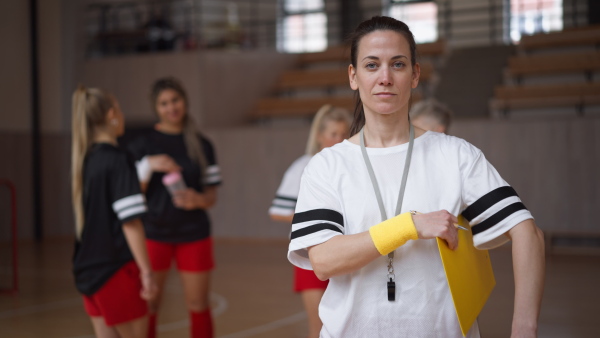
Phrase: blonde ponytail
[
  {"left": 305, "top": 105, "right": 352, "bottom": 156},
  {"left": 71, "top": 85, "right": 114, "bottom": 239}
]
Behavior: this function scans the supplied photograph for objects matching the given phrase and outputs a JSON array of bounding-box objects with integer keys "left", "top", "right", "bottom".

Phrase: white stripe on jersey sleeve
[
  {"left": 462, "top": 186, "right": 534, "bottom": 250},
  {"left": 204, "top": 175, "right": 222, "bottom": 185},
  {"left": 470, "top": 195, "right": 522, "bottom": 225},
  {"left": 205, "top": 165, "right": 220, "bottom": 175},
  {"left": 204, "top": 165, "right": 222, "bottom": 185},
  {"left": 118, "top": 204, "right": 148, "bottom": 221},
  {"left": 112, "top": 194, "right": 145, "bottom": 214},
  {"left": 269, "top": 206, "right": 295, "bottom": 216}
]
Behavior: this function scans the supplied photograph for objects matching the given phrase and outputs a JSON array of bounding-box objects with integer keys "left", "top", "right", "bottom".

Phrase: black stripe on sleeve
[
  {"left": 292, "top": 209, "right": 344, "bottom": 226},
  {"left": 272, "top": 203, "right": 296, "bottom": 209},
  {"left": 471, "top": 202, "right": 527, "bottom": 235},
  {"left": 462, "top": 186, "right": 520, "bottom": 221},
  {"left": 275, "top": 195, "right": 297, "bottom": 202},
  {"left": 291, "top": 223, "right": 343, "bottom": 239}
]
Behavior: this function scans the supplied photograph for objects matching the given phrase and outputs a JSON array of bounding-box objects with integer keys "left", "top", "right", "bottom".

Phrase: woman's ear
[
  {"left": 348, "top": 64, "right": 358, "bottom": 90},
  {"left": 411, "top": 63, "right": 421, "bottom": 89},
  {"left": 105, "top": 107, "right": 116, "bottom": 122}
]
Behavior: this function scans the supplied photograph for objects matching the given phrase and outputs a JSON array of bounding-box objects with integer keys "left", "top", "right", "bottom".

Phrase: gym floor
[{"left": 1, "top": 238, "right": 599, "bottom": 338}]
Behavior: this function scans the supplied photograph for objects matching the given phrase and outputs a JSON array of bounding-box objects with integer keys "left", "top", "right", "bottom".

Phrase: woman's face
[
  {"left": 155, "top": 89, "right": 187, "bottom": 126},
  {"left": 317, "top": 120, "right": 350, "bottom": 151},
  {"left": 348, "top": 30, "right": 420, "bottom": 117}
]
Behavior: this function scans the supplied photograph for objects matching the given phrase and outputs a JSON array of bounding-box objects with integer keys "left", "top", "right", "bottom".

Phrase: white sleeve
[
  {"left": 268, "top": 157, "right": 306, "bottom": 217},
  {"left": 287, "top": 155, "right": 344, "bottom": 270},
  {"left": 459, "top": 143, "right": 533, "bottom": 250}
]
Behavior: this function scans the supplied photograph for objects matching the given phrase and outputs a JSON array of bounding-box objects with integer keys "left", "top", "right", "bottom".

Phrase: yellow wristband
[{"left": 369, "top": 212, "right": 419, "bottom": 255}]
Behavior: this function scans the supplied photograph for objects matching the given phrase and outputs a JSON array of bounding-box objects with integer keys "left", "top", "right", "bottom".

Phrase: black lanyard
[{"left": 359, "top": 122, "right": 415, "bottom": 301}]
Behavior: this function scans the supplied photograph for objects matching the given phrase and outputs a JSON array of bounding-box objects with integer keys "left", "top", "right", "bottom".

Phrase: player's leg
[
  {"left": 181, "top": 271, "right": 212, "bottom": 337},
  {"left": 89, "top": 316, "right": 119, "bottom": 338},
  {"left": 301, "top": 289, "right": 326, "bottom": 338},
  {"left": 113, "top": 315, "right": 148, "bottom": 338},
  {"left": 176, "top": 238, "right": 215, "bottom": 338},
  {"left": 145, "top": 239, "right": 175, "bottom": 338},
  {"left": 294, "top": 267, "right": 329, "bottom": 338}
]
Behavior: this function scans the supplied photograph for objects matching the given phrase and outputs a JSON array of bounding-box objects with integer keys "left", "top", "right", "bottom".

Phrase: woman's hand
[
  {"left": 172, "top": 187, "right": 217, "bottom": 210},
  {"left": 411, "top": 210, "right": 459, "bottom": 250},
  {"left": 172, "top": 188, "right": 201, "bottom": 210},
  {"left": 147, "top": 154, "right": 181, "bottom": 173},
  {"left": 140, "top": 271, "right": 158, "bottom": 301}
]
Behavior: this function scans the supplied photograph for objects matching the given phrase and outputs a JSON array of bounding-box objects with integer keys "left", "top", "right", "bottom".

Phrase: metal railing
[{"left": 82, "top": 0, "right": 588, "bottom": 58}]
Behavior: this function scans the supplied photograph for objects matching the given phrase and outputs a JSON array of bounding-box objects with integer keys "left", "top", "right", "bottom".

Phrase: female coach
[
  {"left": 128, "top": 77, "right": 222, "bottom": 338},
  {"left": 269, "top": 104, "right": 351, "bottom": 338},
  {"left": 71, "top": 86, "right": 157, "bottom": 338},
  {"left": 287, "top": 16, "right": 545, "bottom": 338}
]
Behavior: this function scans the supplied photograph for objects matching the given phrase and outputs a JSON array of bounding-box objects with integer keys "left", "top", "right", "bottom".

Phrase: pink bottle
[{"left": 162, "top": 171, "right": 187, "bottom": 195}]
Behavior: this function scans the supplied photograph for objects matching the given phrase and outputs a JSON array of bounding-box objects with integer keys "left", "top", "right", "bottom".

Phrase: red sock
[
  {"left": 190, "top": 309, "right": 213, "bottom": 338},
  {"left": 148, "top": 313, "right": 157, "bottom": 338}
]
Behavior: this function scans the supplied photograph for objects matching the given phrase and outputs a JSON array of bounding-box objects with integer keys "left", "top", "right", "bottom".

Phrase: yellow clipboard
[{"left": 436, "top": 215, "right": 496, "bottom": 337}]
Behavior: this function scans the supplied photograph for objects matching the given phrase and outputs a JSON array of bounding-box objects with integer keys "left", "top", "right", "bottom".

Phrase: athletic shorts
[
  {"left": 293, "top": 266, "right": 329, "bottom": 292},
  {"left": 146, "top": 237, "right": 215, "bottom": 272},
  {"left": 83, "top": 260, "right": 148, "bottom": 326}
]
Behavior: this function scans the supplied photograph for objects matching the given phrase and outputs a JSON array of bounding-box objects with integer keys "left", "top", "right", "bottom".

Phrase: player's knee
[{"left": 186, "top": 298, "right": 209, "bottom": 312}]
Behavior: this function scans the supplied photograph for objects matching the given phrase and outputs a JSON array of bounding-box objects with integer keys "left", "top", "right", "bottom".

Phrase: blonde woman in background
[
  {"left": 409, "top": 98, "right": 453, "bottom": 133},
  {"left": 269, "top": 105, "right": 351, "bottom": 338},
  {"left": 71, "top": 86, "right": 157, "bottom": 338}
]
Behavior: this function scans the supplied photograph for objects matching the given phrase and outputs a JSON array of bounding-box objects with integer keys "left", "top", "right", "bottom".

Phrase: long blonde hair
[
  {"left": 71, "top": 85, "right": 114, "bottom": 239},
  {"left": 305, "top": 105, "right": 352, "bottom": 156},
  {"left": 150, "top": 77, "right": 207, "bottom": 176}
]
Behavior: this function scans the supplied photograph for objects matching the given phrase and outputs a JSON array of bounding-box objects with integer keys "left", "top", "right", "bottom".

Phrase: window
[
  {"left": 388, "top": 0, "right": 438, "bottom": 44},
  {"left": 510, "top": 0, "right": 563, "bottom": 42},
  {"left": 278, "top": 0, "right": 327, "bottom": 53}
]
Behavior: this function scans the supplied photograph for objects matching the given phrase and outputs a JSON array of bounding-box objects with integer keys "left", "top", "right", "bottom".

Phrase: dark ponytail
[{"left": 347, "top": 16, "right": 418, "bottom": 135}]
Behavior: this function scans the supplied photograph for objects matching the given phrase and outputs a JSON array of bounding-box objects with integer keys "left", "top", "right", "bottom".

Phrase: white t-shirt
[
  {"left": 269, "top": 154, "right": 312, "bottom": 217},
  {"left": 288, "top": 131, "right": 533, "bottom": 338}
]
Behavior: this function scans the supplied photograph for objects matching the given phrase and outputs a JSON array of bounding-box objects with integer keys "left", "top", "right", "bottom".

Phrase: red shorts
[
  {"left": 293, "top": 266, "right": 328, "bottom": 292},
  {"left": 146, "top": 237, "right": 215, "bottom": 272},
  {"left": 83, "top": 261, "right": 148, "bottom": 326}
]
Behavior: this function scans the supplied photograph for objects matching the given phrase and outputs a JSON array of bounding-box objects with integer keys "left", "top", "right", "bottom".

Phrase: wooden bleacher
[
  {"left": 491, "top": 25, "right": 600, "bottom": 117},
  {"left": 491, "top": 83, "right": 600, "bottom": 112},
  {"left": 519, "top": 24, "right": 600, "bottom": 51},
  {"left": 544, "top": 231, "right": 600, "bottom": 256},
  {"left": 508, "top": 51, "right": 600, "bottom": 77},
  {"left": 252, "top": 40, "right": 445, "bottom": 120}
]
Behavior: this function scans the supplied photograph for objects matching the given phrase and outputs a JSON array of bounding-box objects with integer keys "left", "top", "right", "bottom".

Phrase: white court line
[
  {"left": 0, "top": 298, "right": 81, "bottom": 319},
  {"left": 216, "top": 312, "right": 306, "bottom": 338},
  {"left": 2, "top": 291, "right": 304, "bottom": 338}
]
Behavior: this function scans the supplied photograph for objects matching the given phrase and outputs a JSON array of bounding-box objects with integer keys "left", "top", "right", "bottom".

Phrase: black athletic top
[
  {"left": 73, "top": 143, "right": 148, "bottom": 296},
  {"left": 128, "top": 129, "right": 222, "bottom": 243}
]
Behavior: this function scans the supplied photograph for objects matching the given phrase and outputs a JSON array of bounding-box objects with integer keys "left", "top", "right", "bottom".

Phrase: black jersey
[
  {"left": 127, "top": 129, "right": 222, "bottom": 243},
  {"left": 72, "top": 143, "right": 148, "bottom": 296}
]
